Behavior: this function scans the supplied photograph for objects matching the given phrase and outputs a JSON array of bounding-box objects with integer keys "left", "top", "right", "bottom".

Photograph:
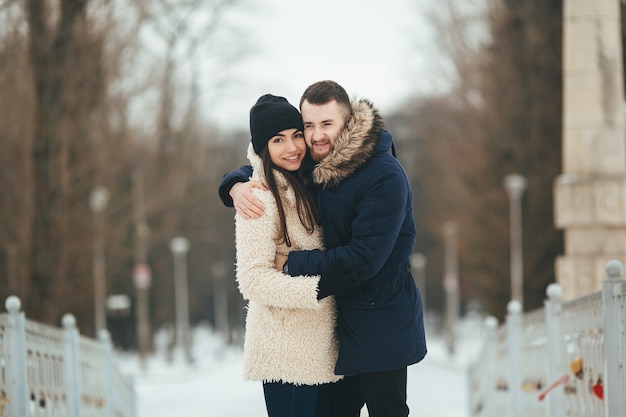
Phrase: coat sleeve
[
  {"left": 218, "top": 165, "right": 253, "bottom": 207},
  {"left": 286, "top": 163, "right": 410, "bottom": 281},
  {"left": 235, "top": 189, "right": 322, "bottom": 309}
]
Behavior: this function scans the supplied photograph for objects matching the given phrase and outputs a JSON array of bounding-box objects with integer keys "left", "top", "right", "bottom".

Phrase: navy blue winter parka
[
  {"left": 287, "top": 99, "right": 426, "bottom": 375},
  {"left": 218, "top": 98, "right": 427, "bottom": 376}
]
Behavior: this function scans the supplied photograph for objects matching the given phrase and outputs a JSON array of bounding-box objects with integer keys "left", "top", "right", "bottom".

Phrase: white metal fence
[
  {"left": 0, "top": 296, "right": 136, "bottom": 417},
  {"left": 468, "top": 260, "right": 626, "bottom": 417}
]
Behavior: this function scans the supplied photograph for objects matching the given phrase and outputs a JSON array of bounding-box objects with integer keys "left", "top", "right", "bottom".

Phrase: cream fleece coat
[{"left": 235, "top": 144, "right": 340, "bottom": 385}]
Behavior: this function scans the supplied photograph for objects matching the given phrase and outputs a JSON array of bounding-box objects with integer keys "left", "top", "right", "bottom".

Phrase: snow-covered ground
[{"left": 118, "top": 318, "right": 485, "bottom": 417}]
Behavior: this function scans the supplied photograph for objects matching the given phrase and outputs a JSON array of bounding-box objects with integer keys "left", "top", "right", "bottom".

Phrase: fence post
[
  {"left": 507, "top": 300, "right": 522, "bottom": 417},
  {"left": 63, "top": 314, "right": 82, "bottom": 417},
  {"left": 545, "top": 283, "right": 564, "bottom": 417},
  {"left": 99, "top": 329, "right": 116, "bottom": 417},
  {"left": 483, "top": 316, "right": 498, "bottom": 417},
  {"left": 4, "top": 296, "right": 28, "bottom": 417},
  {"left": 602, "top": 260, "right": 625, "bottom": 417}
]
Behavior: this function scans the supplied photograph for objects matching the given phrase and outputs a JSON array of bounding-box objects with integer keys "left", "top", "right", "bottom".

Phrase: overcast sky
[{"left": 200, "top": 0, "right": 451, "bottom": 132}]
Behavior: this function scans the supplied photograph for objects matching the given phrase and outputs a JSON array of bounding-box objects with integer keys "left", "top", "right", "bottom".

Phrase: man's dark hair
[{"left": 300, "top": 80, "right": 352, "bottom": 120}]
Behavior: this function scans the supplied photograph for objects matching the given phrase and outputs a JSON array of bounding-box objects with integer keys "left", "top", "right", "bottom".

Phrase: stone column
[{"left": 555, "top": 0, "right": 626, "bottom": 299}]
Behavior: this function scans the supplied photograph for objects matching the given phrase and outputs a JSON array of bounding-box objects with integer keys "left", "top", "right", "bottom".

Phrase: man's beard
[
  {"left": 309, "top": 141, "right": 332, "bottom": 162},
  {"left": 310, "top": 149, "right": 329, "bottom": 163}
]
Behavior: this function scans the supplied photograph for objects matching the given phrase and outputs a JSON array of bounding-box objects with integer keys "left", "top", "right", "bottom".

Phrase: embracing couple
[{"left": 218, "top": 80, "right": 427, "bottom": 417}]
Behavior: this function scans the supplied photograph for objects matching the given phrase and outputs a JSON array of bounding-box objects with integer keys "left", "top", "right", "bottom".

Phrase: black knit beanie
[{"left": 250, "top": 94, "right": 304, "bottom": 154}]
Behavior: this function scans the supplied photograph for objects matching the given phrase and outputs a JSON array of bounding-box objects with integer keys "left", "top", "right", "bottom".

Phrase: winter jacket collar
[{"left": 312, "top": 98, "right": 385, "bottom": 189}]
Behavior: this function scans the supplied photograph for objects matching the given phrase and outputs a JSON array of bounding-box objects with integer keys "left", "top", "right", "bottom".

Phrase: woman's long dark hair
[{"left": 260, "top": 147, "right": 321, "bottom": 247}]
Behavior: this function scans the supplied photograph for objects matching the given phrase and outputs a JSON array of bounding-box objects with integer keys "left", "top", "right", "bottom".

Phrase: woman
[{"left": 234, "top": 94, "right": 340, "bottom": 417}]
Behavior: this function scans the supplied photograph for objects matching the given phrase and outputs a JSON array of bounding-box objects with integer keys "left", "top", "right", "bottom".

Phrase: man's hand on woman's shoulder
[{"left": 231, "top": 180, "right": 267, "bottom": 219}]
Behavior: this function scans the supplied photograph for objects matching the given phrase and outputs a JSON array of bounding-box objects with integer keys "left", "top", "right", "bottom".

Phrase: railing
[
  {"left": 468, "top": 260, "right": 626, "bottom": 417},
  {"left": 0, "top": 296, "right": 136, "bottom": 417}
]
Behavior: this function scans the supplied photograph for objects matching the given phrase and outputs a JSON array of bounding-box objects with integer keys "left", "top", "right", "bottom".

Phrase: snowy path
[{"left": 120, "top": 325, "right": 481, "bottom": 417}]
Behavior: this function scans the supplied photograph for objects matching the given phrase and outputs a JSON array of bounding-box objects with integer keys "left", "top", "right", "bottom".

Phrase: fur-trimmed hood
[{"left": 312, "top": 98, "right": 385, "bottom": 189}]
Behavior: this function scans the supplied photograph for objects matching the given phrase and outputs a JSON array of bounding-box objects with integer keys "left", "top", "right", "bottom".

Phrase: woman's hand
[{"left": 275, "top": 253, "right": 288, "bottom": 272}]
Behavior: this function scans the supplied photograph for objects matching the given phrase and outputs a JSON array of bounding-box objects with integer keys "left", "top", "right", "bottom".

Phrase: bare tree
[
  {"left": 0, "top": 0, "right": 247, "bottom": 343},
  {"left": 401, "top": 0, "right": 563, "bottom": 320},
  {"left": 0, "top": 5, "right": 34, "bottom": 300},
  {"left": 24, "top": 0, "right": 89, "bottom": 319}
]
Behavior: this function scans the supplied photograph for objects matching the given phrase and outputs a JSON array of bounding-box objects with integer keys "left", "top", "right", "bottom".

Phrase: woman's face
[{"left": 267, "top": 128, "right": 307, "bottom": 171}]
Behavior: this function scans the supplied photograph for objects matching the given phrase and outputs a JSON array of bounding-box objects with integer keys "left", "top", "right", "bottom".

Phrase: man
[{"left": 219, "top": 80, "right": 426, "bottom": 417}]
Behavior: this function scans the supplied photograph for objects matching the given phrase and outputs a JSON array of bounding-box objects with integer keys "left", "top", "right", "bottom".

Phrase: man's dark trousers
[{"left": 330, "top": 367, "right": 409, "bottom": 417}]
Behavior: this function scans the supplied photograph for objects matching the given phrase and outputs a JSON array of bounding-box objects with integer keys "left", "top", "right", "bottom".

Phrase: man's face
[{"left": 301, "top": 99, "right": 348, "bottom": 162}]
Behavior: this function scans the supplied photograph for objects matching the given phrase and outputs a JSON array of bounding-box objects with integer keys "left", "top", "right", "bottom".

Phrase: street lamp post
[
  {"left": 211, "top": 262, "right": 229, "bottom": 344},
  {"left": 443, "top": 221, "right": 459, "bottom": 355},
  {"left": 410, "top": 253, "right": 427, "bottom": 319},
  {"left": 504, "top": 174, "right": 527, "bottom": 310},
  {"left": 133, "top": 228, "right": 151, "bottom": 370},
  {"left": 132, "top": 168, "right": 151, "bottom": 370},
  {"left": 7, "top": 244, "right": 17, "bottom": 295},
  {"left": 90, "top": 186, "right": 110, "bottom": 335},
  {"left": 169, "top": 237, "right": 192, "bottom": 364}
]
